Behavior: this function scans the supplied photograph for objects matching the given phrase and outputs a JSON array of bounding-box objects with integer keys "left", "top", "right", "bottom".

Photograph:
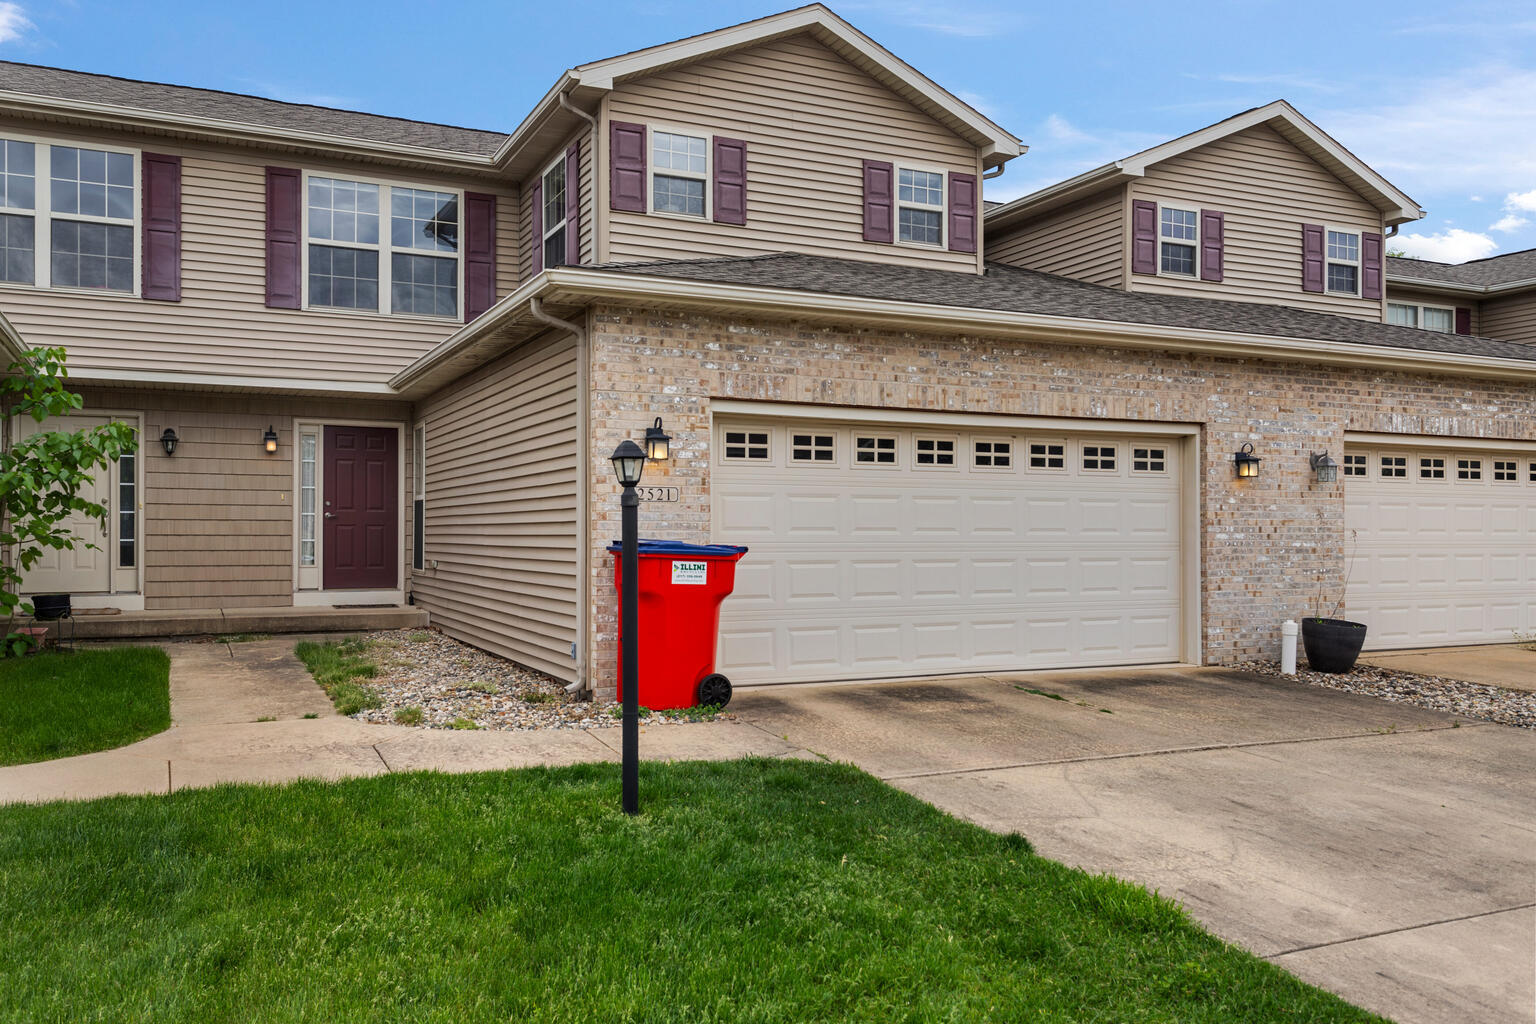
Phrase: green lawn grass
[
  {"left": 0, "top": 647, "right": 170, "bottom": 766},
  {"left": 294, "top": 638, "right": 380, "bottom": 715},
  {"left": 0, "top": 759, "right": 1383, "bottom": 1023}
]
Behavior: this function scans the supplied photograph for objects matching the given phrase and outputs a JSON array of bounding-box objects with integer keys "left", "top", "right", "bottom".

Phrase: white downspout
[
  {"left": 558, "top": 94, "right": 598, "bottom": 266},
  {"left": 529, "top": 296, "right": 591, "bottom": 696}
]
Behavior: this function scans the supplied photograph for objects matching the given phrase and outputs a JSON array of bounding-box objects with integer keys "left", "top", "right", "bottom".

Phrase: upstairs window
[
  {"left": 897, "top": 168, "right": 943, "bottom": 245},
  {"left": 1326, "top": 229, "right": 1360, "bottom": 295},
  {"left": 306, "top": 174, "right": 460, "bottom": 318},
  {"left": 1386, "top": 303, "right": 1417, "bottom": 327},
  {"left": 652, "top": 131, "right": 707, "bottom": 217},
  {"left": 541, "top": 158, "right": 567, "bottom": 268},
  {"left": 1159, "top": 206, "right": 1198, "bottom": 276},
  {"left": 1388, "top": 302, "right": 1455, "bottom": 333}
]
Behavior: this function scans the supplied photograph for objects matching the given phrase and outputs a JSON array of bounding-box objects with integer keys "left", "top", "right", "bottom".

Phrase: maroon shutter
[
  {"left": 1301, "top": 223, "right": 1325, "bottom": 293},
  {"left": 713, "top": 136, "right": 748, "bottom": 225},
  {"left": 564, "top": 142, "right": 580, "bottom": 265},
  {"left": 948, "top": 171, "right": 977, "bottom": 253},
  {"left": 862, "top": 159, "right": 893, "bottom": 243},
  {"left": 463, "top": 192, "right": 496, "bottom": 322},
  {"left": 530, "top": 179, "right": 543, "bottom": 275},
  {"left": 141, "top": 152, "right": 181, "bottom": 302},
  {"left": 1131, "top": 199, "right": 1157, "bottom": 275},
  {"left": 265, "top": 166, "right": 301, "bottom": 309},
  {"left": 1455, "top": 307, "right": 1472, "bottom": 335},
  {"left": 610, "top": 121, "right": 646, "bottom": 212},
  {"left": 1199, "top": 209, "right": 1224, "bottom": 282},
  {"left": 1361, "top": 230, "right": 1383, "bottom": 300}
]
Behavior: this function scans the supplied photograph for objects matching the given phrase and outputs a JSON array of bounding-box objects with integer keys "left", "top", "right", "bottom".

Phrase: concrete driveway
[
  {"left": 731, "top": 668, "right": 1536, "bottom": 1024},
  {"left": 1361, "top": 643, "right": 1536, "bottom": 692}
]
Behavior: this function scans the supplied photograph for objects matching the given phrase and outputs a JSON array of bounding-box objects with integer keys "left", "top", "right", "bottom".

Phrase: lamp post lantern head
[
  {"left": 611, "top": 439, "right": 646, "bottom": 488},
  {"left": 643, "top": 417, "right": 671, "bottom": 462},
  {"left": 1310, "top": 451, "right": 1339, "bottom": 483},
  {"left": 159, "top": 428, "right": 179, "bottom": 456},
  {"left": 263, "top": 425, "right": 279, "bottom": 454},
  {"left": 1233, "top": 442, "right": 1261, "bottom": 479}
]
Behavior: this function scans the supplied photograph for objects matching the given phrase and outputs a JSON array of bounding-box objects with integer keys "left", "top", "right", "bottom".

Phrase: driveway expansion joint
[
  {"left": 372, "top": 744, "right": 391, "bottom": 772},
  {"left": 1264, "top": 902, "right": 1536, "bottom": 959}
]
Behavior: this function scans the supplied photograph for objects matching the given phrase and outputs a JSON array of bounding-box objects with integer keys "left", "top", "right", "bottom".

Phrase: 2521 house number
[{"left": 637, "top": 486, "right": 680, "bottom": 502}]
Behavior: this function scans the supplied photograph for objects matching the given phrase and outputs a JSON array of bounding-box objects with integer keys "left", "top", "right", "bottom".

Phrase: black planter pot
[{"left": 1301, "top": 617, "right": 1368, "bottom": 673}]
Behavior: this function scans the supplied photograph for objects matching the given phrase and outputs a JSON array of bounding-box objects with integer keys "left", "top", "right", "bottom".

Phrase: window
[
  {"left": 412, "top": 425, "right": 426, "bottom": 572},
  {"left": 1493, "top": 460, "right": 1518, "bottom": 482},
  {"left": 723, "top": 429, "right": 769, "bottom": 461},
  {"left": 1530, "top": 462, "right": 1536, "bottom": 483},
  {"left": 306, "top": 174, "right": 459, "bottom": 318},
  {"left": 1343, "top": 454, "right": 1368, "bottom": 477},
  {"left": 1456, "top": 458, "right": 1482, "bottom": 481},
  {"left": 1326, "top": 229, "right": 1360, "bottom": 294},
  {"left": 1388, "top": 302, "right": 1455, "bottom": 332},
  {"left": 0, "top": 140, "right": 34, "bottom": 285},
  {"left": 1419, "top": 456, "right": 1445, "bottom": 479},
  {"left": 1132, "top": 447, "right": 1167, "bottom": 473},
  {"left": 854, "top": 435, "right": 896, "bottom": 465},
  {"left": 299, "top": 433, "right": 317, "bottom": 567},
  {"left": 791, "top": 433, "right": 835, "bottom": 463},
  {"left": 1082, "top": 444, "right": 1117, "bottom": 471},
  {"left": 651, "top": 131, "right": 707, "bottom": 217},
  {"left": 914, "top": 438, "right": 955, "bottom": 466},
  {"left": 1381, "top": 455, "right": 1407, "bottom": 478},
  {"left": 1028, "top": 442, "right": 1065, "bottom": 469},
  {"left": 974, "top": 439, "right": 1011, "bottom": 468},
  {"left": 540, "top": 159, "right": 567, "bottom": 268},
  {"left": 897, "top": 168, "right": 943, "bottom": 246},
  {"left": 117, "top": 450, "right": 135, "bottom": 568},
  {"left": 1159, "top": 207, "right": 1198, "bottom": 276}
]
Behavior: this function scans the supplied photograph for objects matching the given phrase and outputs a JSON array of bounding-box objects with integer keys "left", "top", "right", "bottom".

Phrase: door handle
[{"left": 324, "top": 512, "right": 335, "bottom": 518}]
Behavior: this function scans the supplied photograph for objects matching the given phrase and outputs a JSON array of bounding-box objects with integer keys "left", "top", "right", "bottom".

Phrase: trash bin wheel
[{"left": 696, "top": 673, "right": 732, "bottom": 709}]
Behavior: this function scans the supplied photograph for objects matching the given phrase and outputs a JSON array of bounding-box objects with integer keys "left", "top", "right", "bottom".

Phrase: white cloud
[
  {"left": 1042, "top": 114, "right": 1094, "bottom": 145},
  {"left": 1491, "top": 214, "right": 1529, "bottom": 232},
  {"left": 0, "top": 3, "right": 33, "bottom": 44},
  {"left": 955, "top": 90, "right": 1000, "bottom": 120},
  {"left": 1504, "top": 188, "right": 1536, "bottom": 212},
  {"left": 1469, "top": 195, "right": 1484, "bottom": 202},
  {"left": 1392, "top": 228, "right": 1498, "bottom": 263}
]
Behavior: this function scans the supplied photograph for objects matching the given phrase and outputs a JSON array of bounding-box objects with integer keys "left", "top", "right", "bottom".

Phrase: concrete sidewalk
[{"left": 1360, "top": 642, "right": 1536, "bottom": 692}]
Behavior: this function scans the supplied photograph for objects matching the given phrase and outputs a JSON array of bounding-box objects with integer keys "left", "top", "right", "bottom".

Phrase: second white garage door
[{"left": 712, "top": 416, "right": 1187, "bottom": 684}]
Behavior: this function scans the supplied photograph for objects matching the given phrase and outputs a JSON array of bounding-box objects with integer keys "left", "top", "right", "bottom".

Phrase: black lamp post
[{"left": 610, "top": 438, "right": 646, "bottom": 815}]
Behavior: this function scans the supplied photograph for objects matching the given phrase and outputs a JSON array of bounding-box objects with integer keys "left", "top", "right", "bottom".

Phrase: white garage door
[
  {"left": 712, "top": 417, "right": 1186, "bottom": 684},
  {"left": 1345, "top": 446, "right": 1536, "bottom": 649}
]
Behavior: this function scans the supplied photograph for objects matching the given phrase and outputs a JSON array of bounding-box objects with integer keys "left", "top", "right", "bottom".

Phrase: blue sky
[{"left": 6, "top": 0, "right": 1535, "bottom": 264}]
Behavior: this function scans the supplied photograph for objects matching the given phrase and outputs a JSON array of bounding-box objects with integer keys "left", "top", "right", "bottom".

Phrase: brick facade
[{"left": 583, "top": 302, "right": 1536, "bottom": 696}]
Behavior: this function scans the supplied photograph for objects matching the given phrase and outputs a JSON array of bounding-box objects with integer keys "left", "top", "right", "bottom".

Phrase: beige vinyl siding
[
  {"left": 604, "top": 36, "right": 979, "bottom": 272},
  {"left": 985, "top": 187, "right": 1124, "bottom": 286},
  {"left": 1127, "top": 124, "right": 1386, "bottom": 320},
  {"left": 0, "top": 117, "right": 517, "bottom": 386},
  {"left": 517, "top": 129, "right": 597, "bottom": 277},
  {"left": 413, "top": 329, "right": 580, "bottom": 681},
  {"left": 1384, "top": 288, "right": 1474, "bottom": 334},
  {"left": 76, "top": 387, "right": 410, "bottom": 610},
  {"left": 1478, "top": 293, "right": 1536, "bottom": 344}
]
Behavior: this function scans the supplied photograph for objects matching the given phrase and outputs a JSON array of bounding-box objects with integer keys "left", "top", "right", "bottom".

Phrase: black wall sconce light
[
  {"left": 263, "top": 425, "right": 279, "bottom": 454},
  {"left": 159, "top": 428, "right": 179, "bottom": 456},
  {"left": 643, "top": 416, "right": 671, "bottom": 461},
  {"left": 1309, "top": 451, "right": 1339, "bottom": 483},
  {"left": 1233, "top": 442, "right": 1261, "bottom": 479}
]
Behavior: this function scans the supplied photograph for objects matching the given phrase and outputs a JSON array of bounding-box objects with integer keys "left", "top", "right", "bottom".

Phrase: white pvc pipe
[{"left": 1281, "top": 620, "right": 1298, "bottom": 675}]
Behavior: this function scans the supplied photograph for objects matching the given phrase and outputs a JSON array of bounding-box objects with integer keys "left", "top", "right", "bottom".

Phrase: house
[
  {"left": 1, "top": 4, "right": 1532, "bottom": 699},
  {"left": 1385, "top": 250, "right": 1536, "bottom": 343}
]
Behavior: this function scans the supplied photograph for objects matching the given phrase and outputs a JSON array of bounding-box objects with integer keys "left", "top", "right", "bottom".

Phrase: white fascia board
[
  {"left": 69, "top": 368, "right": 403, "bottom": 397},
  {"left": 389, "top": 273, "right": 554, "bottom": 392},
  {"left": 1386, "top": 273, "right": 1536, "bottom": 297},
  {"left": 0, "top": 309, "right": 28, "bottom": 362},
  {"left": 985, "top": 162, "right": 1128, "bottom": 228}
]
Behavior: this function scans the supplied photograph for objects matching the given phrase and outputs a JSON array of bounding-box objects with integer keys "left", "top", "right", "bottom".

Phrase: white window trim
[
  {"left": 971, "top": 436, "right": 1015, "bottom": 471},
  {"left": 1025, "top": 438, "right": 1069, "bottom": 474},
  {"left": 646, "top": 125, "right": 712, "bottom": 222},
  {"left": 1080, "top": 440, "right": 1123, "bottom": 474},
  {"left": 0, "top": 130, "right": 142, "bottom": 298},
  {"left": 1417, "top": 453, "right": 1448, "bottom": 482},
  {"left": 895, "top": 162, "right": 947, "bottom": 249},
  {"left": 1378, "top": 454, "right": 1409, "bottom": 480},
  {"left": 851, "top": 432, "right": 900, "bottom": 469},
  {"left": 1154, "top": 202, "right": 1200, "bottom": 279},
  {"left": 720, "top": 425, "right": 774, "bottom": 465},
  {"left": 1130, "top": 444, "right": 1170, "bottom": 474},
  {"left": 911, "top": 434, "right": 960, "bottom": 470},
  {"left": 538, "top": 152, "right": 569, "bottom": 267},
  {"left": 1454, "top": 456, "right": 1485, "bottom": 484},
  {"left": 788, "top": 428, "right": 840, "bottom": 467},
  {"left": 1341, "top": 453, "right": 1369, "bottom": 479},
  {"left": 1388, "top": 301, "right": 1456, "bottom": 333},
  {"left": 1324, "top": 224, "right": 1363, "bottom": 297},
  {"left": 1491, "top": 458, "right": 1520, "bottom": 484},
  {"left": 300, "top": 170, "right": 465, "bottom": 322}
]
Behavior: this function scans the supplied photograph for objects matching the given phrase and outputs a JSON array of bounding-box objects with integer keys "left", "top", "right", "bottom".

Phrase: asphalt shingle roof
[
  {"left": 593, "top": 252, "right": 1536, "bottom": 364},
  {"left": 1387, "top": 250, "right": 1536, "bottom": 289},
  {"left": 0, "top": 61, "right": 508, "bottom": 157}
]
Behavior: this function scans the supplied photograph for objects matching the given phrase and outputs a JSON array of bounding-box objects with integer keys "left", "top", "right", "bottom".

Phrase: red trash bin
[{"left": 607, "top": 540, "right": 749, "bottom": 710}]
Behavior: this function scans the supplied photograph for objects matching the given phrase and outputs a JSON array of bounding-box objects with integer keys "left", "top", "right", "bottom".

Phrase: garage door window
[
  {"left": 1082, "top": 444, "right": 1118, "bottom": 471},
  {"left": 723, "top": 430, "right": 770, "bottom": 461},
  {"left": 1419, "top": 457, "right": 1445, "bottom": 479},
  {"left": 1529, "top": 461, "right": 1535, "bottom": 483},
  {"left": 854, "top": 435, "right": 896, "bottom": 465},
  {"left": 1456, "top": 458, "right": 1482, "bottom": 481},
  {"left": 1028, "top": 442, "right": 1065, "bottom": 470},
  {"left": 914, "top": 438, "right": 955, "bottom": 467},
  {"left": 1381, "top": 455, "right": 1406, "bottom": 478},
  {"left": 1131, "top": 446, "right": 1167, "bottom": 473},
  {"left": 791, "top": 433, "right": 836, "bottom": 464},
  {"left": 1493, "top": 460, "right": 1518, "bottom": 482},
  {"left": 1343, "top": 454, "right": 1367, "bottom": 477},
  {"left": 973, "top": 439, "right": 1012, "bottom": 469}
]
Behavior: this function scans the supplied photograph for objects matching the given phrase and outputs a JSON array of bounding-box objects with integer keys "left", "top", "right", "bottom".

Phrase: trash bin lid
[{"left": 606, "top": 539, "right": 748, "bottom": 557}]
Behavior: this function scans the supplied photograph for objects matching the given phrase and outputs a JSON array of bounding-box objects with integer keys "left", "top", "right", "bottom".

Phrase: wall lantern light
[
  {"left": 643, "top": 417, "right": 671, "bottom": 462},
  {"left": 1309, "top": 451, "right": 1339, "bottom": 483},
  {"left": 1233, "top": 442, "right": 1261, "bottom": 479},
  {"left": 159, "top": 428, "right": 179, "bottom": 456},
  {"left": 263, "top": 425, "right": 279, "bottom": 454},
  {"left": 611, "top": 438, "right": 647, "bottom": 488}
]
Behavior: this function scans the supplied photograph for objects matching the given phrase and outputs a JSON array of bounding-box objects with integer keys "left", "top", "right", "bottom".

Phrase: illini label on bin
[{"left": 671, "top": 559, "right": 709, "bottom": 585}]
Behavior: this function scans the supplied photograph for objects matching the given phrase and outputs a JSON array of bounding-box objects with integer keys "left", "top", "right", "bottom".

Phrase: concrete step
[{"left": 58, "top": 605, "right": 428, "bottom": 640}]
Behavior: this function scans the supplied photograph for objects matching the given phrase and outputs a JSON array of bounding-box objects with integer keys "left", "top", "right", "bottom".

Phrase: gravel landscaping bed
[
  {"left": 346, "top": 629, "right": 729, "bottom": 730},
  {"left": 1240, "top": 659, "right": 1536, "bottom": 730}
]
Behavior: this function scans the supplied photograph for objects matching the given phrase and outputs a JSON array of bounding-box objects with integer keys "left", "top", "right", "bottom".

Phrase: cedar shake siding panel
[
  {"left": 985, "top": 188, "right": 1124, "bottom": 287},
  {"left": 1479, "top": 294, "right": 1536, "bottom": 344},
  {"left": 1127, "top": 124, "right": 1385, "bottom": 319},
  {"left": 413, "top": 330, "right": 580, "bottom": 682},
  {"left": 0, "top": 118, "right": 517, "bottom": 385},
  {"left": 604, "top": 36, "right": 978, "bottom": 272}
]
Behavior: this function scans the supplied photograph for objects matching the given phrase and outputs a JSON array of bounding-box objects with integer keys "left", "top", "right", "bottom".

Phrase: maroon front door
[{"left": 323, "top": 425, "right": 398, "bottom": 590}]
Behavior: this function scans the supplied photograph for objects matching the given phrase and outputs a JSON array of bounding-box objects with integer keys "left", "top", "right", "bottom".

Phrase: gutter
[{"left": 1386, "top": 273, "right": 1536, "bottom": 297}]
